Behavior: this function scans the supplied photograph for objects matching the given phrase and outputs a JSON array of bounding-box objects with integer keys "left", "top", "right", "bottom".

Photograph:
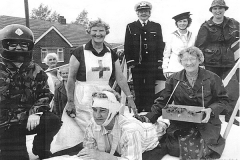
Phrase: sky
[{"left": 0, "top": 0, "right": 240, "bottom": 43}]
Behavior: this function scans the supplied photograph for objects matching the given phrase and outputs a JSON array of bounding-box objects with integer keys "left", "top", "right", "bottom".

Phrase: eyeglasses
[
  {"left": 8, "top": 42, "right": 29, "bottom": 49},
  {"left": 181, "top": 57, "right": 197, "bottom": 63}
]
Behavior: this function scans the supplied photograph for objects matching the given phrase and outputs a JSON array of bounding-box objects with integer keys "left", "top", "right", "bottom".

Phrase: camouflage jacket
[{"left": 0, "top": 60, "right": 53, "bottom": 124}]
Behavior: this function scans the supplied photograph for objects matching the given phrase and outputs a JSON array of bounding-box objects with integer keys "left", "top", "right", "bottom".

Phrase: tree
[
  {"left": 72, "top": 9, "right": 89, "bottom": 27},
  {"left": 31, "top": 3, "right": 60, "bottom": 22},
  {"left": 49, "top": 11, "right": 60, "bottom": 22}
]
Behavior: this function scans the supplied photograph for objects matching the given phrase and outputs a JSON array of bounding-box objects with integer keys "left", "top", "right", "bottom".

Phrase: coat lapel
[{"left": 58, "top": 81, "right": 67, "bottom": 96}]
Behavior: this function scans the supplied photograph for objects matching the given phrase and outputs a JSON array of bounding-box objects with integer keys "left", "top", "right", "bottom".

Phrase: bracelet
[{"left": 126, "top": 95, "right": 134, "bottom": 99}]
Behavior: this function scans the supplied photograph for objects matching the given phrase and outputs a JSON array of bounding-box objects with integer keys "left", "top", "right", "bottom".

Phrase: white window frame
[{"left": 41, "top": 47, "right": 64, "bottom": 63}]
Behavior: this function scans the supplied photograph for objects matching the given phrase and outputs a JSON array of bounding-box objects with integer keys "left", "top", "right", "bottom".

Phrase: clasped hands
[{"left": 77, "top": 148, "right": 113, "bottom": 160}]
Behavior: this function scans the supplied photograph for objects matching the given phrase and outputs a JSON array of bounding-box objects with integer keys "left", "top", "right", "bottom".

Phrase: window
[{"left": 41, "top": 48, "right": 64, "bottom": 63}]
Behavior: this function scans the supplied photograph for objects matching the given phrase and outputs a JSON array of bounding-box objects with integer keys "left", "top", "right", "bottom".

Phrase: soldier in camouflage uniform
[{"left": 0, "top": 24, "right": 61, "bottom": 160}]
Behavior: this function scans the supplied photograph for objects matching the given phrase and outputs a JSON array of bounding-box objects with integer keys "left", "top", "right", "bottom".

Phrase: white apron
[{"left": 54, "top": 47, "right": 113, "bottom": 150}]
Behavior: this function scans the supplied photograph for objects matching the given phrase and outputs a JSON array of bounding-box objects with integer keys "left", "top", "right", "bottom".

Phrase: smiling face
[
  {"left": 177, "top": 19, "right": 189, "bottom": 30},
  {"left": 90, "top": 26, "right": 106, "bottom": 43},
  {"left": 212, "top": 6, "right": 225, "bottom": 20},
  {"left": 60, "top": 67, "right": 69, "bottom": 81},
  {"left": 47, "top": 56, "right": 58, "bottom": 68},
  {"left": 181, "top": 52, "right": 200, "bottom": 73},
  {"left": 92, "top": 107, "right": 109, "bottom": 125},
  {"left": 137, "top": 9, "right": 151, "bottom": 22}
]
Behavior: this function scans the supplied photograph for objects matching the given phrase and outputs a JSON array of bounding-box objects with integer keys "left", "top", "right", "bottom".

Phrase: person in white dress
[
  {"left": 54, "top": 19, "right": 137, "bottom": 151},
  {"left": 162, "top": 12, "right": 195, "bottom": 78}
]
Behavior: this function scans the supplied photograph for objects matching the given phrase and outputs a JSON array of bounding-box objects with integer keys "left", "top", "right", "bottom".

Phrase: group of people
[{"left": 0, "top": 0, "right": 239, "bottom": 160}]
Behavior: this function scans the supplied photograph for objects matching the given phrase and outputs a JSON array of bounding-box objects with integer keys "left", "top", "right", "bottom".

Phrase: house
[{"left": 0, "top": 15, "right": 91, "bottom": 69}]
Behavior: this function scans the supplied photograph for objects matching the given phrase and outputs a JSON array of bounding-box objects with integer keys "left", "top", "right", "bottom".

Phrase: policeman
[
  {"left": 0, "top": 24, "right": 61, "bottom": 160},
  {"left": 124, "top": 1, "right": 165, "bottom": 112}
]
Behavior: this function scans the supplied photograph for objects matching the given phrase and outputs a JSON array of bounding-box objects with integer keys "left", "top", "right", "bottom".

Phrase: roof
[{"left": 0, "top": 15, "right": 91, "bottom": 47}]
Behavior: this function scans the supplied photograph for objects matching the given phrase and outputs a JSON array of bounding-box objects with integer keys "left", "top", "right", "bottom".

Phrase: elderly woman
[
  {"left": 55, "top": 19, "right": 137, "bottom": 150},
  {"left": 44, "top": 53, "right": 62, "bottom": 94},
  {"left": 195, "top": 0, "right": 239, "bottom": 124},
  {"left": 136, "top": 46, "right": 229, "bottom": 159},
  {"left": 162, "top": 12, "right": 195, "bottom": 78},
  {"left": 53, "top": 66, "right": 69, "bottom": 118}
]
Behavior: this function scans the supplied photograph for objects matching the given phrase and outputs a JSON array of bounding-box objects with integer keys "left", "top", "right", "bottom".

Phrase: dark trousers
[
  {"left": 132, "top": 63, "right": 156, "bottom": 112},
  {"left": 0, "top": 112, "right": 61, "bottom": 160}
]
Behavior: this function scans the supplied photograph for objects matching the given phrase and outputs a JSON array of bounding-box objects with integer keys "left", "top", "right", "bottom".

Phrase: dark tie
[{"left": 143, "top": 22, "right": 146, "bottom": 27}]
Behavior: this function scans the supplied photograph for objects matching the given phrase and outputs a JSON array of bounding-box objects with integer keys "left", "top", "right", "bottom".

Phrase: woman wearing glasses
[{"left": 136, "top": 46, "right": 229, "bottom": 159}]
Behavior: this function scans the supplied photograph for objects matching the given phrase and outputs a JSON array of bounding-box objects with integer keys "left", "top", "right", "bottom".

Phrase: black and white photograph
[{"left": 0, "top": 0, "right": 239, "bottom": 159}]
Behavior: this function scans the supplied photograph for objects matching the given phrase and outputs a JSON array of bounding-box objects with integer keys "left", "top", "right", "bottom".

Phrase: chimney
[{"left": 58, "top": 16, "right": 66, "bottom": 25}]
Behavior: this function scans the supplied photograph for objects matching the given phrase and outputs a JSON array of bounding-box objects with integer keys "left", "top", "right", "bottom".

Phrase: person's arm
[
  {"left": 143, "top": 77, "right": 174, "bottom": 123},
  {"left": 114, "top": 60, "right": 137, "bottom": 115},
  {"left": 117, "top": 130, "right": 143, "bottom": 160},
  {"left": 162, "top": 34, "right": 173, "bottom": 77},
  {"left": 202, "top": 74, "right": 229, "bottom": 123},
  {"left": 124, "top": 24, "right": 135, "bottom": 68},
  {"left": 53, "top": 86, "right": 60, "bottom": 116},
  {"left": 156, "top": 23, "right": 165, "bottom": 66},
  {"left": 194, "top": 24, "right": 208, "bottom": 52},
  {"left": 28, "top": 67, "right": 53, "bottom": 130},
  {"left": 78, "top": 123, "right": 118, "bottom": 160},
  {"left": 65, "top": 55, "right": 80, "bottom": 117},
  {"left": 208, "top": 74, "right": 229, "bottom": 116}
]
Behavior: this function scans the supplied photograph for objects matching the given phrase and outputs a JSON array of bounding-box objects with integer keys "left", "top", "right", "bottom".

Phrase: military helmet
[
  {"left": 0, "top": 24, "right": 34, "bottom": 62},
  {"left": 209, "top": 0, "right": 229, "bottom": 12}
]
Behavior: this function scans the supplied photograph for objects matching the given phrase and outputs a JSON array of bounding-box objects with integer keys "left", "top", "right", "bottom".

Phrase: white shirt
[
  {"left": 162, "top": 30, "right": 196, "bottom": 73},
  {"left": 139, "top": 19, "right": 149, "bottom": 27}
]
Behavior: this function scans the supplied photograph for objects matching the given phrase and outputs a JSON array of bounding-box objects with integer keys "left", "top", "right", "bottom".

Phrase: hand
[
  {"left": 27, "top": 114, "right": 40, "bottom": 131},
  {"left": 127, "top": 98, "right": 138, "bottom": 116},
  {"left": 163, "top": 72, "right": 170, "bottom": 79},
  {"left": 129, "top": 65, "right": 135, "bottom": 69},
  {"left": 65, "top": 101, "right": 76, "bottom": 118},
  {"left": 201, "top": 108, "right": 212, "bottom": 123},
  {"left": 134, "top": 115, "right": 150, "bottom": 123},
  {"left": 77, "top": 148, "right": 109, "bottom": 160}
]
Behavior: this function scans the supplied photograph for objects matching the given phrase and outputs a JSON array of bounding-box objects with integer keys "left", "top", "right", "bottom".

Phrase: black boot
[{"left": 32, "top": 147, "right": 53, "bottom": 160}]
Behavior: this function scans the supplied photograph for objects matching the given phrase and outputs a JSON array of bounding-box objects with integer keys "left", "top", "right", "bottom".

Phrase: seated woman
[
  {"left": 136, "top": 46, "right": 229, "bottom": 159},
  {"left": 77, "top": 89, "right": 169, "bottom": 160}
]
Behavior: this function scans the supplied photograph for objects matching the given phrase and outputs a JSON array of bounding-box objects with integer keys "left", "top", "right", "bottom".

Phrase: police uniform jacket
[{"left": 124, "top": 20, "right": 165, "bottom": 68}]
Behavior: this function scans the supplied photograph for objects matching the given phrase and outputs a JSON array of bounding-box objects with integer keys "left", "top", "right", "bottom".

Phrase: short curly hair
[
  {"left": 178, "top": 46, "right": 204, "bottom": 64},
  {"left": 86, "top": 18, "right": 110, "bottom": 35},
  {"left": 43, "top": 53, "right": 58, "bottom": 64}
]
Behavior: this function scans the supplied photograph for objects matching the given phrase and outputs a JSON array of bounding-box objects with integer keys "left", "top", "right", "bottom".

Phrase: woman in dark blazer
[{"left": 136, "top": 46, "right": 229, "bottom": 159}]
